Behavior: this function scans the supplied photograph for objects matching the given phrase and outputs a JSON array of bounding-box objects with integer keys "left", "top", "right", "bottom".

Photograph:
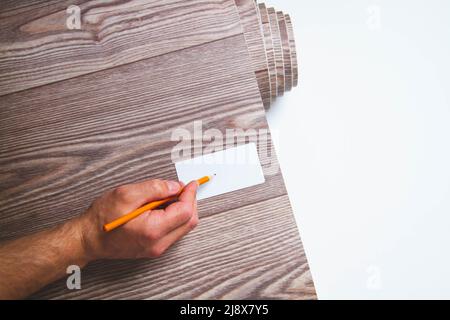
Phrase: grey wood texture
[
  {"left": 0, "top": 0, "right": 242, "bottom": 96},
  {"left": 277, "top": 11, "right": 292, "bottom": 92},
  {"left": 0, "top": 0, "right": 314, "bottom": 299},
  {"left": 258, "top": 2, "right": 277, "bottom": 102},
  {"left": 267, "top": 7, "right": 284, "bottom": 97},
  {"left": 285, "top": 14, "right": 298, "bottom": 87},
  {"left": 235, "top": 0, "right": 271, "bottom": 109}
]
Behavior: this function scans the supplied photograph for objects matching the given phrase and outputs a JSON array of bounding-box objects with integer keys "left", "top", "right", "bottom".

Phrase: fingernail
[{"left": 167, "top": 181, "right": 180, "bottom": 193}]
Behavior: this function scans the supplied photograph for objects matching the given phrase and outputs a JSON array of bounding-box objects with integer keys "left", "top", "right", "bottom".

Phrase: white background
[{"left": 264, "top": 0, "right": 450, "bottom": 299}]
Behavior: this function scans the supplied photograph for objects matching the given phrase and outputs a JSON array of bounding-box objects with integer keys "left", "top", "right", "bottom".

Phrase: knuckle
[
  {"left": 145, "top": 228, "right": 163, "bottom": 241},
  {"left": 148, "top": 245, "right": 165, "bottom": 258},
  {"left": 113, "top": 185, "right": 131, "bottom": 201},
  {"left": 189, "top": 216, "right": 199, "bottom": 229},
  {"left": 150, "top": 179, "right": 167, "bottom": 195},
  {"left": 179, "top": 203, "right": 194, "bottom": 219}
]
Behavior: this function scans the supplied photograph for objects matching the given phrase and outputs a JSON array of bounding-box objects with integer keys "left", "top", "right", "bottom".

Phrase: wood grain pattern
[
  {"left": 0, "top": 0, "right": 243, "bottom": 96},
  {"left": 285, "top": 14, "right": 298, "bottom": 87},
  {"left": 267, "top": 7, "right": 284, "bottom": 96},
  {"left": 257, "top": 2, "right": 277, "bottom": 102},
  {"left": 235, "top": 0, "right": 271, "bottom": 109},
  {"left": 0, "top": 0, "right": 314, "bottom": 299},
  {"left": 32, "top": 195, "right": 315, "bottom": 299},
  {"left": 277, "top": 11, "right": 292, "bottom": 92},
  {"left": 0, "top": 35, "right": 277, "bottom": 242},
  {"left": 0, "top": 0, "right": 300, "bottom": 101}
]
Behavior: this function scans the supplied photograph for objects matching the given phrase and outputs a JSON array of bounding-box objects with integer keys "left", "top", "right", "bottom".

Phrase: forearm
[
  {"left": 0, "top": 217, "right": 89, "bottom": 299},
  {"left": 0, "top": 179, "right": 197, "bottom": 299}
]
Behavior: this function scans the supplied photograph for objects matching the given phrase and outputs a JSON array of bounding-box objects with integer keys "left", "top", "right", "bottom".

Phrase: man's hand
[
  {"left": 0, "top": 179, "right": 198, "bottom": 299},
  {"left": 78, "top": 179, "right": 199, "bottom": 260}
]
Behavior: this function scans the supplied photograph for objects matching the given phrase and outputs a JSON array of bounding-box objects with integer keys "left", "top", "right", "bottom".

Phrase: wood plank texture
[
  {"left": 0, "top": 0, "right": 242, "bottom": 96},
  {"left": 277, "top": 11, "right": 292, "bottom": 92},
  {"left": 32, "top": 195, "right": 315, "bottom": 299},
  {"left": 235, "top": 0, "right": 271, "bottom": 109},
  {"left": 285, "top": 14, "right": 298, "bottom": 87},
  {"left": 258, "top": 2, "right": 277, "bottom": 102},
  {"left": 0, "top": 0, "right": 300, "bottom": 102},
  {"left": 0, "top": 35, "right": 280, "bottom": 241},
  {"left": 267, "top": 7, "right": 284, "bottom": 96},
  {"left": 0, "top": 0, "right": 313, "bottom": 299}
]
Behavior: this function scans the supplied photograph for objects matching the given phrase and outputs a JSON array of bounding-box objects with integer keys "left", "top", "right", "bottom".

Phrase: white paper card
[{"left": 174, "top": 143, "right": 265, "bottom": 200}]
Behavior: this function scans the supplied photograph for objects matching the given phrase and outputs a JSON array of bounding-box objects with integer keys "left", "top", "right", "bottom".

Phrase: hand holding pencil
[
  {"left": 77, "top": 178, "right": 203, "bottom": 260},
  {"left": 103, "top": 175, "right": 211, "bottom": 232},
  {"left": 0, "top": 177, "right": 206, "bottom": 299}
]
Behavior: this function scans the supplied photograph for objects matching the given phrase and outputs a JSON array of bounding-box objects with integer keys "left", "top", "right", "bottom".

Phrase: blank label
[{"left": 175, "top": 143, "right": 265, "bottom": 200}]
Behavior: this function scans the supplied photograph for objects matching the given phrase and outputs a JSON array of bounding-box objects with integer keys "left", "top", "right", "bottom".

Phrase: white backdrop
[{"left": 264, "top": 0, "right": 450, "bottom": 299}]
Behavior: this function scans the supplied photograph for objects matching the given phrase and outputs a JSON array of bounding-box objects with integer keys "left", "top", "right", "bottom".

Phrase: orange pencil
[{"left": 103, "top": 175, "right": 212, "bottom": 232}]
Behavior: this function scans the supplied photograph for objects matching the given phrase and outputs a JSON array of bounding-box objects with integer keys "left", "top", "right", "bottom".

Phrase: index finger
[
  {"left": 178, "top": 181, "right": 198, "bottom": 203},
  {"left": 140, "top": 181, "right": 198, "bottom": 236}
]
